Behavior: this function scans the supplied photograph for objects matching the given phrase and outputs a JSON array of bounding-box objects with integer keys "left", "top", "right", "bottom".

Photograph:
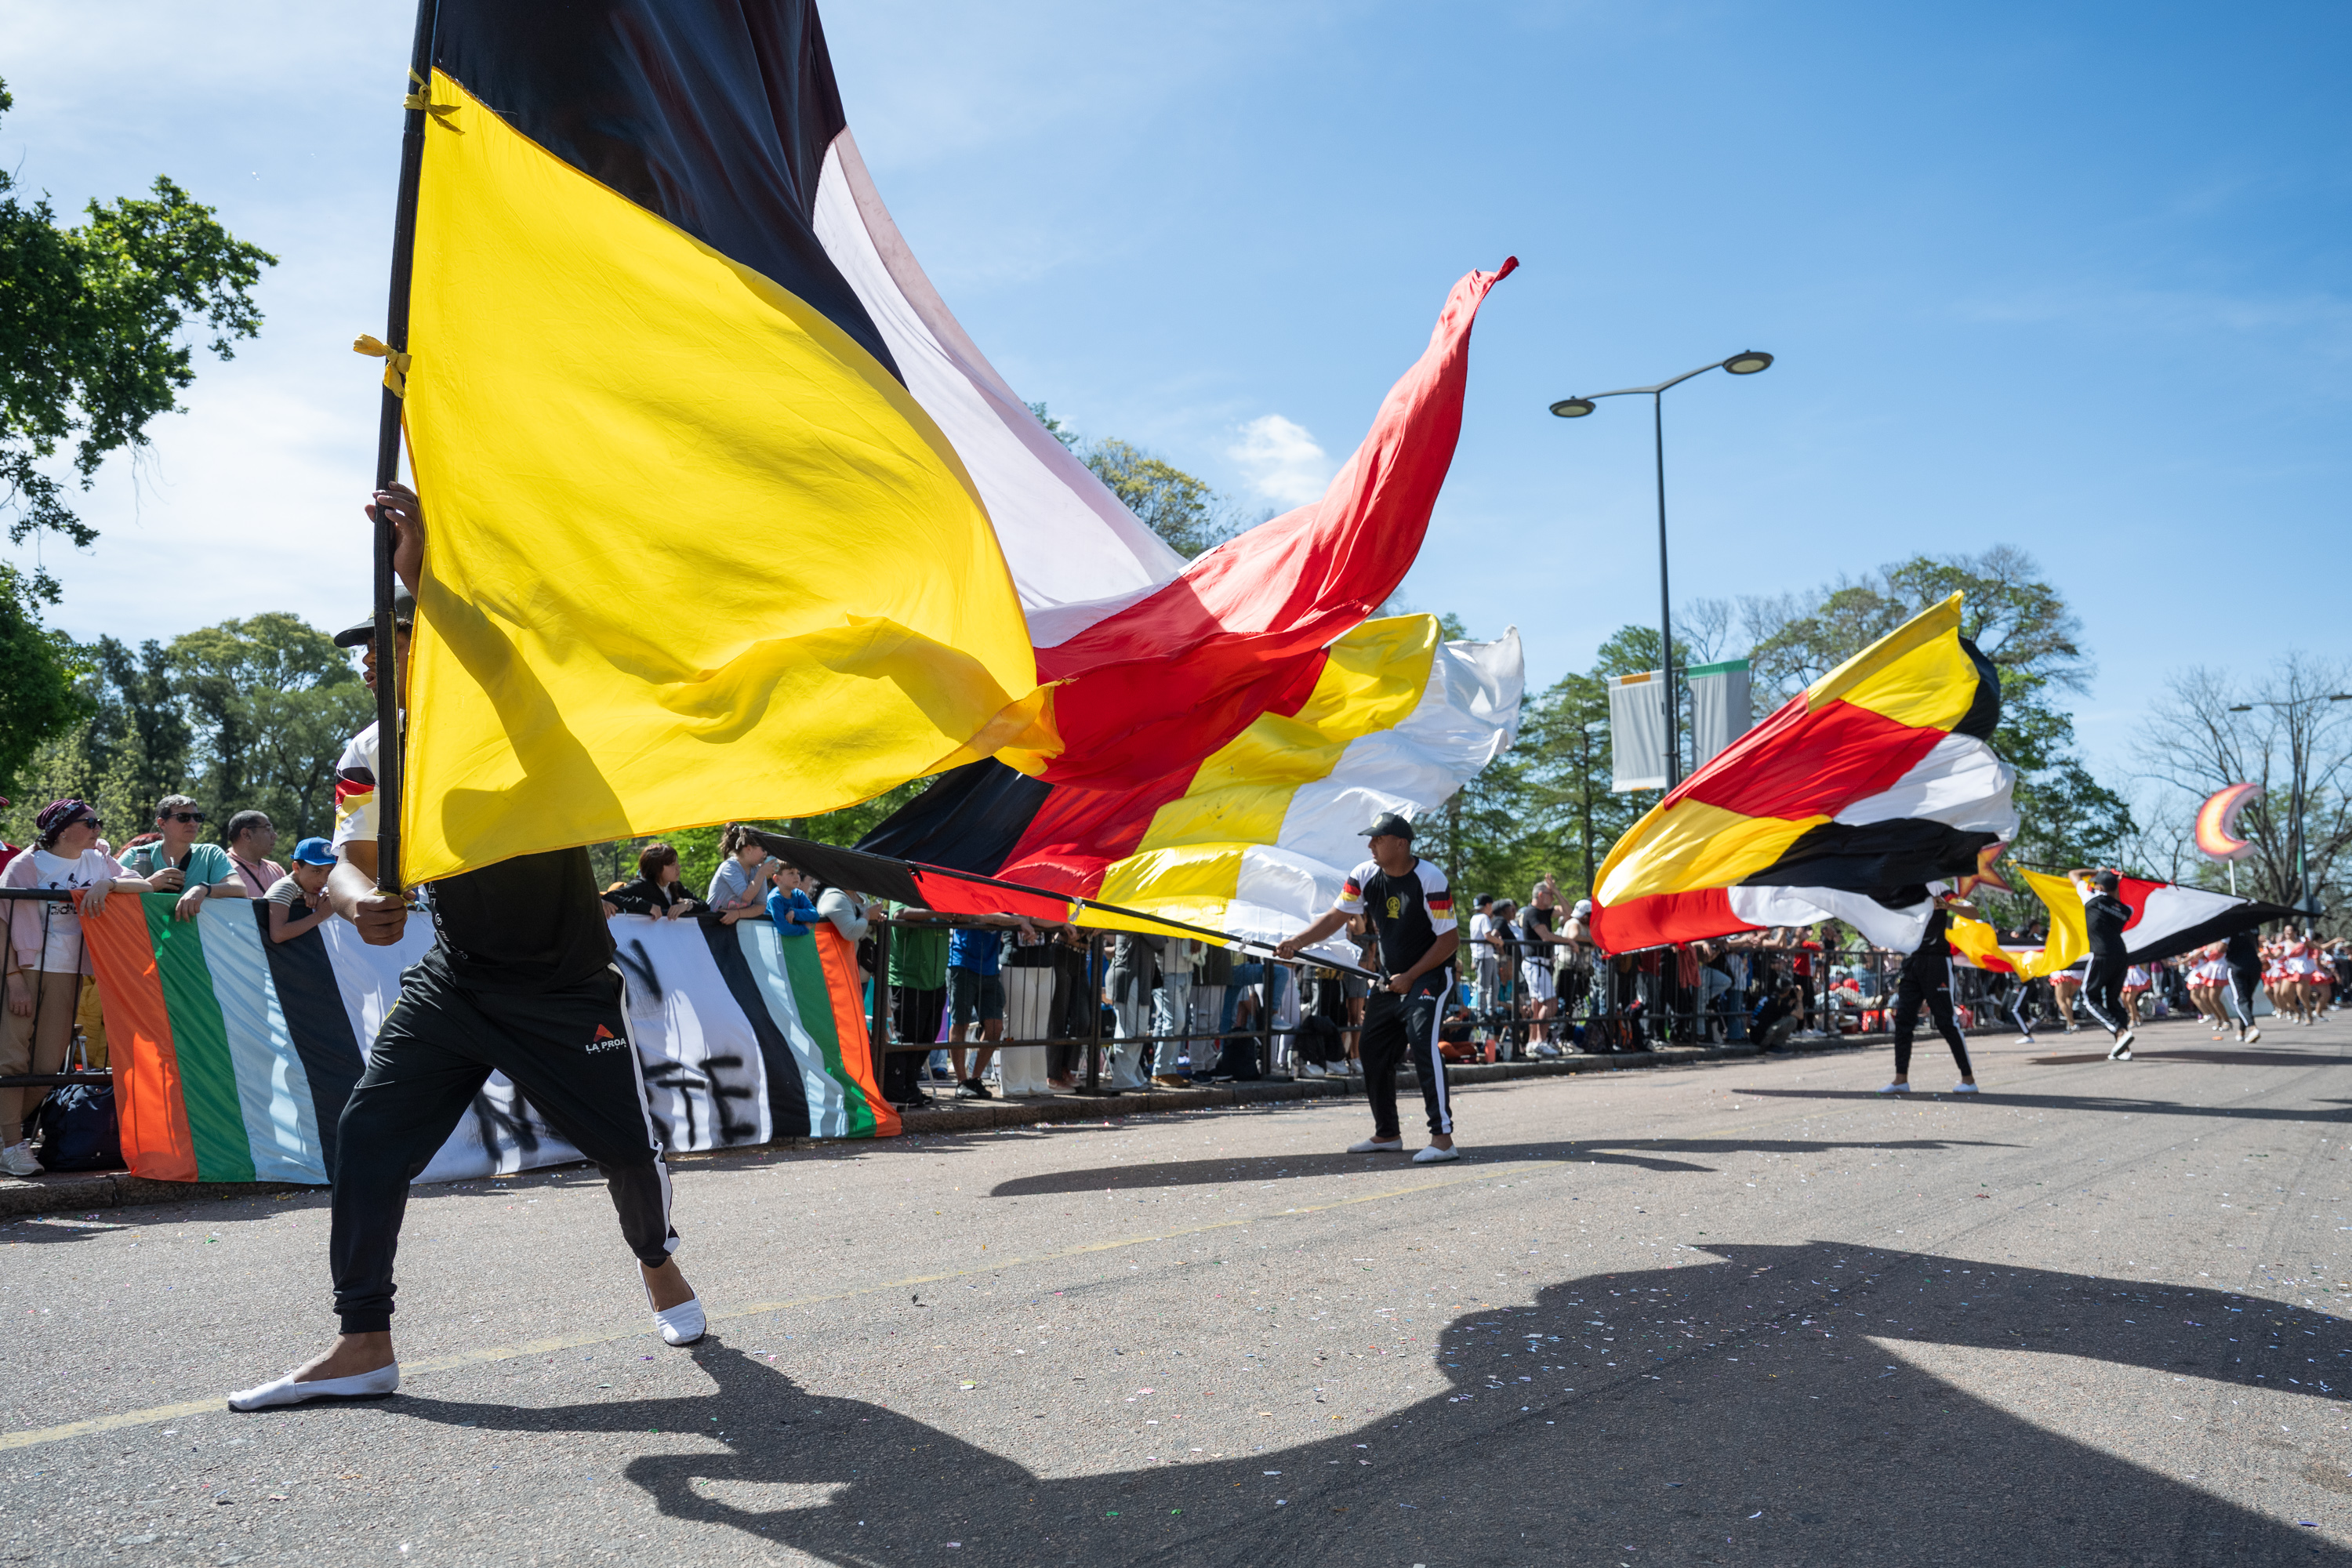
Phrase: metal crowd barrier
[{"left": 862, "top": 917, "right": 1313, "bottom": 1097}]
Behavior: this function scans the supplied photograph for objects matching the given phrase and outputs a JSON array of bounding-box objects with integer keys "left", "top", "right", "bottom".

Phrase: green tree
[
  {"left": 86, "top": 635, "right": 190, "bottom": 815},
  {"left": 0, "top": 77, "right": 276, "bottom": 585},
  {"left": 1024, "top": 403, "right": 1243, "bottom": 561},
  {"left": 0, "top": 563, "right": 85, "bottom": 797},
  {"left": 1082, "top": 438, "right": 1235, "bottom": 559},
  {"left": 1740, "top": 546, "right": 2129, "bottom": 877},
  {"left": 167, "top": 614, "right": 370, "bottom": 839}
]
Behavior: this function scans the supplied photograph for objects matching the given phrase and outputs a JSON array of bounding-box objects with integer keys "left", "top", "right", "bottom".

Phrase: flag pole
[{"left": 369, "top": 0, "right": 441, "bottom": 895}]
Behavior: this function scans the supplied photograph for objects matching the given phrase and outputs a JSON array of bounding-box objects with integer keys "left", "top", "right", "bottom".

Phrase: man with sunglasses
[{"left": 118, "top": 797, "right": 246, "bottom": 923}]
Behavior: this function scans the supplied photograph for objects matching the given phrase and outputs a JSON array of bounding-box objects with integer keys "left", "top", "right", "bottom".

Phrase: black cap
[
  {"left": 333, "top": 586, "right": 417, "bottom": 648},
  {"left": 1360, "top": 811, "right": 1415, "bottom": 841}
]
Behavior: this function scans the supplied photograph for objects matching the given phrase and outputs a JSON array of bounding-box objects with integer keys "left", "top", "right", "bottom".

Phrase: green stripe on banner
[
  {"left": 777, "top": 938, "right": 867, "bottom": 1136},
  {"left": 142, "top": 895, "right": 256, "bottom": 1183}
]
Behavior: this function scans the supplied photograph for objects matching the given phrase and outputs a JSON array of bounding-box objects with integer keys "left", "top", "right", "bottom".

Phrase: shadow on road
[
  {"left": 1730, "top": 1086, "right": 2352, "bottom": 1123},
  {"left": 985, "top": 1138, "right": 2015, "bottom": 1196},
  {"left": 2027, "top": 1050, "right": 2352, "bottom": 1068},
  {"left": 358, "top": 1242, "right": 2352, "bottom": 1565}
]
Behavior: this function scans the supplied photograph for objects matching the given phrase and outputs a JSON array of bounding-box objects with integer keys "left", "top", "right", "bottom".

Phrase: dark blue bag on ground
[
  {"left": 1218, "top": 1033, "right": 1264, "bottom": 1081},
  {"left": 36, "top": 1079, "right": 124, "bottom": 1172}
]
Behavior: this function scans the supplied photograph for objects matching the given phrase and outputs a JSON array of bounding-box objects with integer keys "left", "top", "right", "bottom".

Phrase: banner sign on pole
[
  {"left": 1686, "top": 657, "right": 1753, "bottom": 769},
  {"left": 1607, "top": 670, "right": 1668, "bottom": 793}
]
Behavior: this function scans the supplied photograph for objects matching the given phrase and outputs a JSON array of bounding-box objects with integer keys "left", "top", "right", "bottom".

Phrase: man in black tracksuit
[
  {"left": 2224, "top": 924, "right": 2264, "bottom": 1044},
  {"left": 1880, "top": 895, "right": 1980, "bottom": 1094},
  {"left": 228, "top": 484, "right": 703, "bottom": 1412},
  {"left": 1278, "top": 813, "right": 1461, "bottom": 1163},
  {"left": 2070, "top": 868, "right": 2138, "bottom": 1061}
]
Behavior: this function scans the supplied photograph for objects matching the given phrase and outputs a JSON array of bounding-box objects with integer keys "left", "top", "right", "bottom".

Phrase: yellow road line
[{"left": 1, "top": 1160, "right": 1571, "bottom": 1454}]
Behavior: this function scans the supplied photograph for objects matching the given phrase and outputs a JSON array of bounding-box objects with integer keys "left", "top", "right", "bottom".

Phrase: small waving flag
[{"left": 1590, "top": 593, "right": 2019, "bottom": 953}]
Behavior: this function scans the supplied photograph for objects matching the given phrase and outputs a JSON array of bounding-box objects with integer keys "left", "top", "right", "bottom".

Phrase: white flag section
[
  {"left": 1724, "top": 885, "right": 1936, "bottom": 953},
  {"left": 1608, "top": 670, "right": 1669, "bottom": 792},
  {"left": 813, "top": 132, "right": 1186, "bottom": 648},
  {"left": 2114, "top": 874, "right": 2293, "bottom": 964},
  {"left": 1687, "top": 659, "right": 1753, "bottom": 768},
  {"left": 1092, "top": 618, "right": 1523, "bottom": 962}
]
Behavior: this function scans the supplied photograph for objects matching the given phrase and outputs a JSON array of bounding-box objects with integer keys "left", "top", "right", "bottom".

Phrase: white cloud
[{"left": 1227, "top": 414, "right": 1334, "bottom": 508}]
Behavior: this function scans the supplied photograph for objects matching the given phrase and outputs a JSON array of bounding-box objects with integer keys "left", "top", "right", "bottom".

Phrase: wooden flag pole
[{"left": 368, "top": 0, "right": 441, "bottom": 895}]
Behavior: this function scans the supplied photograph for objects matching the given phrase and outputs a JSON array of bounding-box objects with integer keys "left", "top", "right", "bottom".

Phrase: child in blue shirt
[{"left": 765, "top": 869, "right": 822, "bottom": 938}]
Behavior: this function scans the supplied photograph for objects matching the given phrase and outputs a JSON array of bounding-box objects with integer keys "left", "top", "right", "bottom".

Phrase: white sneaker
[
  {"left": 1298, "top": 1062, "right": 1327, "bottom": 1079},
  {"left": 1878, "top": 1081, "right": 1911, "bottom": 1094},
  {"left": 0, "top": 1140, "right": 42, "bottom": 1178},
  {"left": 2245, "top": 1025, "right": 2262, "bottom": 1044},
  {"left": 1412, "top": 1144, "right": 1461, "bottom": 1163},
  {"left": 227, "top": 1363, "right": 399, "bottom": 1411},
  {"left": 2107, "top": 1029, "right": 2136, "bottom": 1061},
  {"left": 1953, "top": 1082, "right": 1980, "bottom": 1094},
  {"left": 2013, "top": 1034, "right": 2034, "bottom": 1045},
  {"left": 653, "top": 1295, "right": 706, "bottom": 1346},
  {"left": 1347, "top": 1138, "right": 1404, "bottom": 1154}
]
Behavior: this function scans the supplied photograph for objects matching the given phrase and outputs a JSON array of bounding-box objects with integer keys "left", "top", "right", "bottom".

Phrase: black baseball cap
[
  {"left": 1361, "top": 811, "right": 1415, "bottom": 841},
  {"left": 334, "top": 586, "right": 417, "bottom": 648}
]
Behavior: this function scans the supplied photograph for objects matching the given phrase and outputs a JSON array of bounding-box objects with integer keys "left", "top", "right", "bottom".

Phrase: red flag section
[{"left": 1025, "top": 259, "right": 1517, "bottom": 800}]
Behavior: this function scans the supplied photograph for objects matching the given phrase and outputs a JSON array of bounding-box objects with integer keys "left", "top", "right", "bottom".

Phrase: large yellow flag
[
  {"left": 1945, "top": 868, "right": 2091, "bottom": 979},
  {"left": 394, "top": 66, "right": 1043, "bottom": 883}
]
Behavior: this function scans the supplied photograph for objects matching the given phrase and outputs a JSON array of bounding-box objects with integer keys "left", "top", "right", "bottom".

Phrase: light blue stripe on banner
[
  {"left": 735, "top": 924, "right": 846, "bottom": 1139},
  {"left": 196, "top": 904, "right": 326, "bottom": 1183}
]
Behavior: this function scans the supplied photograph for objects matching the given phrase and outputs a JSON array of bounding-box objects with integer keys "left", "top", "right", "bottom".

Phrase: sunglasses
[{"left": 164, "top": 811, "right": 206, "bottom": 824}]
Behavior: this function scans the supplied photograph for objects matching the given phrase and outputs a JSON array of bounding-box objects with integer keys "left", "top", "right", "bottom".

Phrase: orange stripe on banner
[
  {"left": 78, "top": 895, "right": 198, "bottom": 1182},
  {"left": 814, "top": 927, "right": 897, "bottom": 1139}
]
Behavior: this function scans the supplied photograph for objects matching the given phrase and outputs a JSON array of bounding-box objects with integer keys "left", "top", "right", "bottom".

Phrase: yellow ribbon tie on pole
[
  {"left": 401, "top": 69, "right": 458, "bottom": 121},
  {"left": 353, "top": 334, "right": 412, "bottom": 396}
]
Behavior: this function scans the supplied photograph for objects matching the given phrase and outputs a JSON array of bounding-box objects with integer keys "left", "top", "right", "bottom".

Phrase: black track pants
[
  {"left": 2078, "top": 956, "right": 2129, "bottom": 1036},
  {"left": 1361, "top": 973, "right": 1454, "bottom": 1140},
  {"left": 2229, "top": 964, "right": 2261, "bottom": 1025},
  {"left": 1893, "top": 965, "right": 1973, "bottom": 1080},
  {"left": 329, "top": 962, "right": 675, "bottom": 1335}
]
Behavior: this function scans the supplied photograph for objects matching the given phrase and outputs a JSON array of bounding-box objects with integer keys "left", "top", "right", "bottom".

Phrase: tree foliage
[
  {"left": 0, "top": 613, "right": 365, "bottom": 849},
  {"left": 1025, "top": 401, "right": 1250, "bottom": 561},
  {"left": 2132, "top": 653, "right": 2351, "bottom": 912},
  {"left": 0, "top": 77, "right": 276, "bottom": 588},
  {"left": 1429, "top": 548, "right": 2136, "bottom": 914},
  {"left": 0, "top": 563, "right": 87, "bottom": 797}
]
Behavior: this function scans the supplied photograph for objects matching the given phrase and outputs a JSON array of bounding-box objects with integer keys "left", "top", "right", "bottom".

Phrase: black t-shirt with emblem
[
  {"left": 1336, "top": 857, "right": 1457, "bottom": 978},
  {"left": 420, "top": 848, "right": 616, "bottom": 994}
]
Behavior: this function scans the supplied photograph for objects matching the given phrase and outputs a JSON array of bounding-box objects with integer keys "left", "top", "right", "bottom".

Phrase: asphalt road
[{"left": 6, "top": 1015, "right": 2352, "bottom": 1566}]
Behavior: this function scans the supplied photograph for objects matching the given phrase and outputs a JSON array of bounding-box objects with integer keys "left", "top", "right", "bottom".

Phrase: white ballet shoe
[
  {"left": 1412, "top": 1143, "right": 1461, "bottom": 1163},
  {"left": 652, "top": 1294, "right": 706, "bottom": 1346},
  {"left": 227, "top": 1363, "right": 398, "bottom": 1411}
]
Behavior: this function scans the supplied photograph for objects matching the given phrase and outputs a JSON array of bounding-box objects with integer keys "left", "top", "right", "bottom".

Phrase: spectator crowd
[{"left": 8, "top": 798, "right": 2349, "bottom": 1174}]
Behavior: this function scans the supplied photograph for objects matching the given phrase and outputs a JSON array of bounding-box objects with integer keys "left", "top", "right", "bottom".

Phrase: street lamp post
[
  {"left": 2226, "top": 692, "right": 2352, "bottom": 916},
  {"left": 1550, "top": 350, "right": 1773, "bottom": 789}
]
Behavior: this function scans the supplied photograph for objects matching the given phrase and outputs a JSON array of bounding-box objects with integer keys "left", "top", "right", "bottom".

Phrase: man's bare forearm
[{"left": 328, "top": 858, "right": 379, "bottom": 921}]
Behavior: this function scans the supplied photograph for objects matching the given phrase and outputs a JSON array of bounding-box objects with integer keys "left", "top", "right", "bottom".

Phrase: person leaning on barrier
[
  {"left": 1, "top": 800, "right": 150, "bottom": 1176},
  {"left": 882, "top": 902, "right": 953, "bottom": 1109},
  {"left": 224, "top": 809, "right": 286, "bottom": 898},
  {"left": 120, "top": 795, "right": 247, "bottom": 923},
  {"left": 948, "top": 917, "right": 1011, "bottom": 1098},
  {"left": 263, "top": 838, "right": 339, "bottom": 945},
  {"left": 605, "top": 841, "right": 710, "bottom": 920}
]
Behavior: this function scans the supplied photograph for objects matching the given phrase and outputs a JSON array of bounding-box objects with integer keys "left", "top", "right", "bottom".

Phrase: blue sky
[{"left": 4, "top": 1, "right": 2346, "bottom": 804}]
